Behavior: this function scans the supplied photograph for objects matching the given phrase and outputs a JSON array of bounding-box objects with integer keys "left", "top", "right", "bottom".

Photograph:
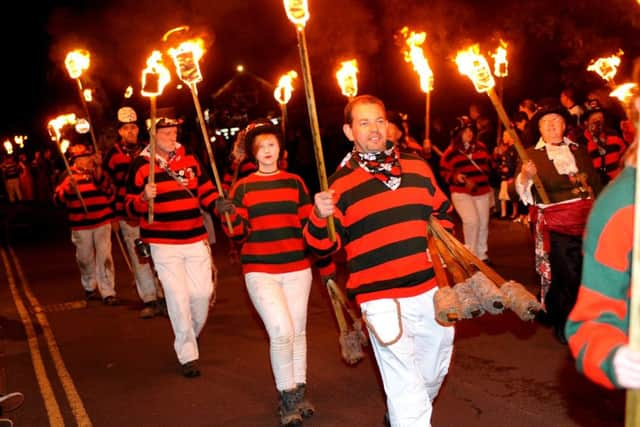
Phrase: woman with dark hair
[
  {"left": 219, "top": 119, "right": 314, "bottom": 427},
  {"left": 439, "top": 116, "right": 493, "bottom": 262}
]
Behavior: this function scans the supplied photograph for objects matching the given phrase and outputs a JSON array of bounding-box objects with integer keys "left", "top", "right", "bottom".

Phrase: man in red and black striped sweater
[
  {"left": 304, "top": 95, "right": 455, "bottom": 427},
  {"left": 54, "top": 142, "right": 118, "bottom": 305},
  {"left": 125, "top": 116, "right": 220, "bottom": 378},
  {"left": 103, "top": 107, "right": 165, "bottom": 318}
]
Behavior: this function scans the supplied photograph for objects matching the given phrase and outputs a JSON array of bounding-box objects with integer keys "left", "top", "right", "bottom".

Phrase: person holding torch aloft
[
  {"left": 125, "top": 114, "right": 219, "bottom": 378},
  {"left": 304, "top": 95, "right": 455, "bottom": 427}
]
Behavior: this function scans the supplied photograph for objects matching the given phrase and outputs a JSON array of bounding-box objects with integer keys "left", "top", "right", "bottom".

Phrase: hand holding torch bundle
[
  {"left": 456, "top": 44, "right": 550, "bottom": 204},
  {"left": 283, "top": 0, "right": 336, "bottom": 241}
]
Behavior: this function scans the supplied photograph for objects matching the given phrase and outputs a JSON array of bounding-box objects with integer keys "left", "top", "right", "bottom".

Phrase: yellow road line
[
  {"left": 8, "top": 247, "right": 93, "bottom": 427},
  {"left": 0, "top": 247, "right": 64, "bottom": 426}
]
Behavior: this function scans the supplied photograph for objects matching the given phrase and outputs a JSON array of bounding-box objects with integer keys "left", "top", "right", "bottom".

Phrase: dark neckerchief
[{"left": 353, "top": 141, "right": 402, "bottom": 190}]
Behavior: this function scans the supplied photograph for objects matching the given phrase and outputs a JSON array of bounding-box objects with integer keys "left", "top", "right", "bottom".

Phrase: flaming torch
[
  {"left": 283, "top": 0, "right": 335, "bottom": 241},
  {"left": 336, "top": 59, "right": 358, "bottom": 101},
  {"left": 274, "top": 70, "right": 297, "bottom": 138},
  {"left": 141, "top": 50, "right": 171, "bottom": 224},
  {"left": 167, "top": 37, "right": 233, "bottom": 234},
  {"left": 456, "top": 44, "right": 550, "bottom": 204},
  {"left": 47, "top": 113, "right": 88, "bottom": 213},
  {"left": 491, "top": 40, "right": 509, "bottom": 148},
  {"left": 400, "top": 27, "right": 434, "bottom": 141},
  {"left": 64, "top": 49, "right": 99, "bottom": 153},
  {"left": 587, "top": 51, "right": 623, "bottom": 89},
  {"left": 611, "top": 82, "right": 638, "bottom": 122},
  {"left": 3, "top": 140, "right": 12, "bottom": 155}
]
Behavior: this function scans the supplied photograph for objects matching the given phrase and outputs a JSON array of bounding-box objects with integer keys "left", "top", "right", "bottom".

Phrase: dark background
[{"left": 2, "top": 0, "right": 640, "bottom": 152}]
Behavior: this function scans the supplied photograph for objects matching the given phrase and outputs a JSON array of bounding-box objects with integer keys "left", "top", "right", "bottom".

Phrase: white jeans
[
  {"left": 119, "top": 220, "right": 163, "bottom": 303},
  {"left": 245, "top": 268, "right": 312, "bottom": 391},
  {"left": 361, "top": 288, "right": 455, "bottom": 427},
  {"left": 150, "top": 240, "right": 213, "bottom": 364},
  {"left": 71, "top": 224, "right": 116, "bottom": 298},
  {"left": 451, "top": 192, "right": 492, "bottom": 260}
]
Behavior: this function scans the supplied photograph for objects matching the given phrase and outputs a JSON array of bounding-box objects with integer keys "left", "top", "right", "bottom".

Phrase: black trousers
[{"left": 546, "top": 231, "right": 583, "bottom": 330}]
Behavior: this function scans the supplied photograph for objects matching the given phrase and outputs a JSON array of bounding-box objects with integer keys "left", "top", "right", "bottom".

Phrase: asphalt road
[{"left": 0, "top": 203, "right": 626, "bottom": 426}]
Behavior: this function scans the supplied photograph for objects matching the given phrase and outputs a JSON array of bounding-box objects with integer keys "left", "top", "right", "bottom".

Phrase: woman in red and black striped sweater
[
  {"left": 220, "top": 120, "right": 313, "bottom": 427},
  {"left": 125, "top": 117, "right": 219, "bottom": 378},
  {"left": 440, "top": 116, "right": 493, "bottom": 262}
]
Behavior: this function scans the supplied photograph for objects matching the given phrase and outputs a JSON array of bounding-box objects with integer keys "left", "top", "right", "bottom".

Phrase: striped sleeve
[{"left": 226, "top": 180, "right": 250, "bottom": 240}]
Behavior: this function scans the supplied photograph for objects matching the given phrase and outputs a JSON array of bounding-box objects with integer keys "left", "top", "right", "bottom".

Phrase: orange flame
[
  {"left": 283, "top": 0, "right": 309, "bottom": 29},
  {"left": 60, "top": 139, "right": 71, "bottom": 154},
  {"left": 141, "top": 51, "right": 171, "bottom": 97},
  {"left": 83, "top": 88, "right": 92, "bottom": 102},
  {"left": 274, "top": 70, "right": 298, "bottom": 104},
  {"left": 65, "top": 49, "right": 90, "bottom": 79},
  {"left": 14, "top": 135, "right": 24, "bottom": 149},
  {"left": 168, "top": 39, "right": 205, "bottom": 85},
  {"left": 400, "top": 27, "right": 433, "bottom": 93},
  {"left": 336, "top": 59, "right": 359, "bottom": 98},
  {"left": 3, "top": 140, "right": 12, "bottom": 155},
  {"left": 491, "top": 40, "right": 508, "bottom": 78},
  {"left": 47, "top": 113, "right": 77, "bottom": 140},
  {"left": 587, "top": 51, "right": 623, "bottom": 82},
  {"left": 610, "top": 82, "right": 637, "bottom": 104},
  {"left": 124, "top": 86, "right": 133, "bottom": 98},
  {"left": 455, "top": 44, "right": 495, "bottom": 93}
]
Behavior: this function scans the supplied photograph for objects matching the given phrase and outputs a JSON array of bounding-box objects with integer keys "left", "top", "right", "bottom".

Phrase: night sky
[{"left": 3, "top": 0, "right": 640, "bottom": 146}]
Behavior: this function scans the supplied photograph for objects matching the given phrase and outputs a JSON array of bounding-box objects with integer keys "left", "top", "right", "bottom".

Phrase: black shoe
[
  {"left": 181, "top": 361, "right": 201, "bottom": 378},
  {"left": 103, "top": 296, "right": 120, "bottom": 306},
  {"left": 85, "top": 290, "right": 101, "bottom": 301}
]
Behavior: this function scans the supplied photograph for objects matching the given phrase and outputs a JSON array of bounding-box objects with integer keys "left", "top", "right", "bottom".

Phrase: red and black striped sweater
[
  {"left": 439, "top": 142, "right": 492, "bottom": 195},
  {"left": 125, "top": 144, "right": 219, "bottom": 244},
  {"left": 103, "top": 141, "right": 142, "bottom": 220},
  {"left": 304, "top": 153, "right": 453, "bottom": 304},
  {"left": 225, "top": 171, "right": 312, "bottom": 274},
  {"left": 54, "top": 168, "right": 115, "bottom": 230}
]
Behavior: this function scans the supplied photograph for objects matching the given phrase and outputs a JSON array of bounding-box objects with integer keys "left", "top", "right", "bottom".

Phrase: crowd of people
[{"left": 0, "top": 78, "right": 638, "bottom": 427}]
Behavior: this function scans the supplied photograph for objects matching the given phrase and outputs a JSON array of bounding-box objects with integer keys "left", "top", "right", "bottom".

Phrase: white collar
[{"left": 534, "top": 136, "right": 574, "bottom": 150}]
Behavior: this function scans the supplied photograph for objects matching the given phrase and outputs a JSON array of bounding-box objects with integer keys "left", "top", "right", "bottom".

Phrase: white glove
[{"left": 613, "top": 345, "right": 640, "bottom": 389}]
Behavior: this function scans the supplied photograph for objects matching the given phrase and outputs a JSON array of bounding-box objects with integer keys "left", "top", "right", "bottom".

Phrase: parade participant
[
  {"left": 304, "top": 95, "right": 455, "bottom": 427},
  {"left": 125, "top": 114, "right": 218, "bottom": 378},
  {"left": 219, "top": 119, "right": 314, "bottom": 427},
  {"left": 560, "top": 87, "right": 584, "bottom": 126},
  {"left": 386, "top": 110, "right": 428, "bottom": 158},
  {"left": 53, "top": 142, "right": 119, "bottom": 305},
  {"left": 579, "top": 100, "right": 628, "bottom": 186},
  {"left": 515, "top": 102, "right": 602, "bottom": 344},
  {"left": 103, "top": 106, "right": 165, "bottom": 318},
  {"left": 1, "top": 155, "right": 22, "bottom": 203},
  {"left": 493, "top": 128, "right": 519, "bottom": 219},
  {"left": 440, "top": 116, "right": 493, "bottom": 262},
  {"left": 565, "top": 140, "right": 639, "bottom": 389}
]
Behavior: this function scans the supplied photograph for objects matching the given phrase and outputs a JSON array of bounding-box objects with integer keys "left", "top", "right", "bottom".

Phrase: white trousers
[
  {"left": 245, "top": 268, "right": 312, "bottom": 391},
  {"left": 71, "top": 223, "right": 116, "bottom": 298},
  {"left": 150, "top": 240, "right": 213, "bottom": 364},
  {"left": 119, "top": 220, "right": 163, "bottom": 303},
  {"left": 451, "top": 192, "right": 492, "bottom": 260},
  {"left": 360, "top": 288, "right": 455, "bottom": 427}
]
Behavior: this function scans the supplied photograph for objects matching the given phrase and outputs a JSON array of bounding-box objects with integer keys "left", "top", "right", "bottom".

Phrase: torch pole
[
  {"left": 280, "top": 102, "right": 288, "bottom": 141},
  {"left": 625, "top": 109, "right": 640, "bottom": 427},
  {"left": 495, "top": 78, "right": 504, "bottom": 148},
  {"left": 188, "top": 83, "right": 234, "bottom": 234},
  {"left": 296, "top": 28, "right": 336, "bottom": 241},
  {"left": 75, "top": 78, "right": 100, "bottom": 153},
  {"left": 425, "top": 91, "right": 431, "bottom": 141},
  {"left": 57, "top": 138, "right": 88, "bottom": 214},
  {"left": 486, "top": 87, "right": 550, "bottom": 204},
  {"left": 148, "top": 96, "right": 157, "bottom": 224}
]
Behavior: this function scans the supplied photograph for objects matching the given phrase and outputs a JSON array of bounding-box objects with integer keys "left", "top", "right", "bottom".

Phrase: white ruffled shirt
[{"left": 516, "top": 137, "right": 579, "bottom": 206}]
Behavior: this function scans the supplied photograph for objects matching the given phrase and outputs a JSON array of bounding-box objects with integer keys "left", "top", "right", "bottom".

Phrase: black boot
[
  {"left": 278, "top": 389, "right": 303, "bottom": 427},
  {"left": 294, "top": 383, "right": 314, "bottom": 418}
]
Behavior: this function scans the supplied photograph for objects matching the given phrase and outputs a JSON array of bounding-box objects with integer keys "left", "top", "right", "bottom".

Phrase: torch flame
[
  {"left": 455, "top": 44, "right": 496, "bottom": 93},
  {"left": 14, "top": 135, "right": 24, "bottom": 149},
  {"left": 274, "top": 70, "right": 298, "bottom": 104},
  {"left": 610, "top": 82, "right": 637, "bottom": 104},
  {"left": 283, "top": 0, "right": 310, "bottom": 29},
  {"left": 83, "top": 89, "right": 93, "bottom": 102},
  {"left": 60, "top": 139, "right": 71, "bottom": 154},
  {"left": 587, "top": 51, "right": 623, "bottom": 82},
  {"left": 141, "top": 50, "right": 171, "bottom": 97},
  {"left": 3, "top": 140, "right": 12, "bottom": 155},
  {"left": 47, "top": 113, "right": 77, "bottom": 141},
  {"left": 168, "top": 39, "right": 205, "bottom": 85},
  {"left": 64, "top": 49, "right": 90, "bottom": 79},
  {"left": 124, "top": 86, "right": 133, "bottom": 98},
  {"left": 336, "top": 59, "right": 359, "bottom": 98},
  {"left": 491, "top": 40, "right": 509, "bottom": 78},
  {"left": 400, "top": 27, "right": 434, "bottom": 93}
]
